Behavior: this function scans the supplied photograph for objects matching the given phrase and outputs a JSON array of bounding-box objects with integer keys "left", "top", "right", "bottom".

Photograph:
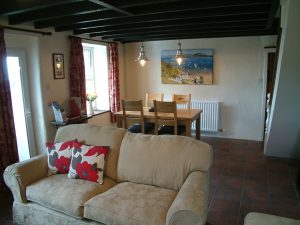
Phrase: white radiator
[{"left": 190, "top": 100, "right": 220, "bottom": 132}]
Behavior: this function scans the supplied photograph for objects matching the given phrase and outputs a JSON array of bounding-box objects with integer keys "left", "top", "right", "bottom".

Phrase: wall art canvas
[{"left": 161, "top": 49, "right": 213, "bottom": 85}]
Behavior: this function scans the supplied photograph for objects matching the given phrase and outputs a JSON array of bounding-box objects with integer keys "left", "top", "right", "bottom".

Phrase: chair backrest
[
  {"left": 172, "top": 94, "right": 191, "bottom": 109},
  {"left": 145, "top": 93, "right": 164, "bottom": 107},
  {"left": 121, "top": 100, "right": 145, "bottom": 133},
  {"left": 153, "top": 100, "right": 178, "bottom": 135}
]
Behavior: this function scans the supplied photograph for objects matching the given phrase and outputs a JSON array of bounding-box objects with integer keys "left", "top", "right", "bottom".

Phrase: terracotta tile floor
[
  {"left": 0, "top": 137, "right": 299, "bottom": 225},
  {"left": 202, "top": 137, "right": 300, "bottom": 225}
]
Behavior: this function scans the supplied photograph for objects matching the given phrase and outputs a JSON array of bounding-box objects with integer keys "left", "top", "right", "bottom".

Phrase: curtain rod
[
  {"left": 3, "top": 25, "right": 52, "bottom": 36},
  {"left": 68, "top": 35, "right": 113, "bottom": 44}
]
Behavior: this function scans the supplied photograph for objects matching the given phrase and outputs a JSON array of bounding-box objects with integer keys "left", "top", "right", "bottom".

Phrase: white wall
[
  {"left": 2, "top": 20, "right": 121, "bottom": 155},
  {"left": 264, "top": 0, "right": 300, "bottom": 158},
  {"left": 4, "top": 32, "right": 44, "bottom": 156},
  {"left": 124, "top": 36, "right": 276, "bottom": 141}
]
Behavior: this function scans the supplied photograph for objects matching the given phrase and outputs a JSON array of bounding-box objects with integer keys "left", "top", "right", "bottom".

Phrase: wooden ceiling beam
[
  {"left": 74, "top": 14, "right": 268, "bottom": 35},
  {"left": 117, "top": 30, "right": 277, "bottom": 43},
  {"left": 8, "top": 1, "right": 101, "bottom": 25},
  {"left": 90, "top": 20, "right": 267, "bottom": 37},
  {"left": 266, "top": 0, "right": 279, "bottom": 29},
  {"left": 63, "top": 4, "right": 269, "bottom": 30},
  {"left": 57, "top": 7, "right": 269, "bottom": 32},
  {"left": 35, "top": 11, "right": 124, "bottom": 29},
  {"left": 88, "top": 0, "right": 133, "bottom": 16},
  {"left": 126, "top": 0, "right": 272, "bottom": 15},
  {"left": 113, "top": 28, "right": 272, "bottom": 41},
  {"left": 101, "top": 25, "right": 266, "bottom": 39},
  {"left": 34, "top": 0, "right": 270, "bottom": 29},
  {"left": 0, "top": 0, "right": 83, "bottom": 16}
]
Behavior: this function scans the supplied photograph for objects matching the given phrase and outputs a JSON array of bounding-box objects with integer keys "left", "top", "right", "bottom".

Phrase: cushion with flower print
[
  {"left": 68, "top": 141, "right": 109, "bottom": 184},
  {"left": 46, "top": 140, "right": 75, "bottom": 174}
]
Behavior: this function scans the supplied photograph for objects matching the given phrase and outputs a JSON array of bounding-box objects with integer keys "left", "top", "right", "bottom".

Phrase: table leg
[
  {"left": 196, "top": 115, "right": 201, "bottom": 140},
  {"left": 185, "top": 120, "right": 192, "bottom": 137}
]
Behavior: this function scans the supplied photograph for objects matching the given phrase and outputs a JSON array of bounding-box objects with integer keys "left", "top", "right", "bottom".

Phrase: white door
[{"left": 6, "top": 49, "right": 36, "bottom": 161}]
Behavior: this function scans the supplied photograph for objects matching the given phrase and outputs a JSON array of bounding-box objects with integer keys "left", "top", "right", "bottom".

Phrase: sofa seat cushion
[
  {"left": 26, "top": 174, "right": 116, "bottom": 219},
  {"left": 84, "top": 182, "right": 177, "bottom": 225}
]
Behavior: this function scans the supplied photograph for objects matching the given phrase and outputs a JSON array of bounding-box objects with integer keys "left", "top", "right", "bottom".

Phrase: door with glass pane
[{"left": 6, "top": 49, "right": 35, "bottom": 161}]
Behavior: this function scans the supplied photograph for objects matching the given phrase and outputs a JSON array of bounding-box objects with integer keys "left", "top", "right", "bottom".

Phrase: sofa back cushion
[
  {"left": 118, "top": 133, "right": 212, "bottom": 191},
  {"left": 54, "top": 124, "right": 126, "bottom": 181}
]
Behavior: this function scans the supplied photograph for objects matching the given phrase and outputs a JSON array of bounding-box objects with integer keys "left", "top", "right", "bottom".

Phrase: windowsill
[
  {"left": 86, "top": 110, "right": 110, "bottom": 117},
  {"left": 94, "top": 109, "right": 110, "bottom": 114}
]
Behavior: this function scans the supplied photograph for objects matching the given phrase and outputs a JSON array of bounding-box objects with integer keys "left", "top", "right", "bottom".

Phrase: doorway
[
  {"left": 6, "top": 49, "right": 36, "bottom": 161},
  {"left": 262, "top": 48, "right": 277, "bottom": 140}
]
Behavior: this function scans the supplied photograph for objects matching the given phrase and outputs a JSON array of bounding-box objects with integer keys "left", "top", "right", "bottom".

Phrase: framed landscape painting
[{"left": 161, "top": 49, "right": 213, "bottom": 85}]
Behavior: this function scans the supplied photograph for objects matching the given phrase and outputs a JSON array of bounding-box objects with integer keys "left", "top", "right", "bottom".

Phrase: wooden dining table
[{"left": 115, "top": 107, "right": 202, "bottom": 140}]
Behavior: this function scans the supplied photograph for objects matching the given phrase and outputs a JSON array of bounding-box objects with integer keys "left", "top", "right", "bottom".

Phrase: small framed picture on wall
[{"left": 53, "top": 53, "right": 65, "bottom": 79}]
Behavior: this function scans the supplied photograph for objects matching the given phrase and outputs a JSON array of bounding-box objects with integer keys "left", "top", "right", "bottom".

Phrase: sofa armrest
[
  {"left": 166, "top": 171, "right": 209, "bottom": 225},
  {"left": 3, "top": 154, "right": 48, "bottom": 203}
]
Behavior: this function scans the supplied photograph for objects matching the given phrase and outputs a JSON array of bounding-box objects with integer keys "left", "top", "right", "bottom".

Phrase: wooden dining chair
[
  {"left": 153, "top": 100, "right": 185, "bottom": 135},
  {"left": 172, "top": 94, "right": 191, "bottom": 109},
  {"left": 121, "top": 100, "right": 154, "bottom": 134},
  {"left": 145, "top": 93, "right": 164, "bottom": 107}
]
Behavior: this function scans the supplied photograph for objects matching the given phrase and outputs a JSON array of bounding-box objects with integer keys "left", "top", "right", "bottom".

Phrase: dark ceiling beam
[
  {"left": 74, "top": 14, "right": 268, "bottom": 35},
  {"left": 88, "top": 0, "right": 133, "bottom": 16},
  {"left": 117, "top": 30, "right": 276, "bottom": 43},
  {"left": 57, "top": 7, "right": 269, "bottom": 32},
  {"left": 8, "top": 1, "right": 102, "bottom": 25},
  {"left": 266, "top": 0, "right": 279, "bottom": 29},
  {"left": 101, "top": 25, "right": 265, "bottom": 39},
  {"left": 117, "top": 0, "right": 184, "bottom": 8},
  {"left": 0, "top": 0, "right": 83, "bottom": 16},
  {"left": 113, "top": 28, "right": 271, "bottom": 41},
  {"left": 35, "top": 0, "right": 184, "bottom": 29},
  {"left": 60, "top": 4, "right": 269, "bottom": 31},
  {"left": 92, "top": 21, "right": 266, "bottom": 37},
  {"left": 35, "top": 11, "right": 124, "bottom": 29},
  {"left": 125, "top": 0, "right": 272, "bottom": 15},
  {"left": 35, "top": 0, "right": 270, "bottom": 29}
]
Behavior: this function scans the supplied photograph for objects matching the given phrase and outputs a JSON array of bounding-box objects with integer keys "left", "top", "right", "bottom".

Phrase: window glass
[{"left": 82, "top": 43, "right": 109, "bottom": 111}]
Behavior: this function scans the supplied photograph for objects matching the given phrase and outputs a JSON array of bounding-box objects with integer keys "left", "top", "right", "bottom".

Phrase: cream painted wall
[
  {"left": 264, "top": 0, "right": 300, "bottom": 158},
  {"left": 4, "top": 32, "right": 44, "bottom": 156},
  {"left": 2, "top": 20, "right": 121, "bottom": 155},
  {"left": 124, "top": 36, "right": 276, "bottom": 140}
]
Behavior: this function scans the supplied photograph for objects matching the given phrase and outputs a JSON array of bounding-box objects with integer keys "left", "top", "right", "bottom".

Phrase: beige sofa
[{"left": 4, "top": 124, "right": 212, "bottom": 225}]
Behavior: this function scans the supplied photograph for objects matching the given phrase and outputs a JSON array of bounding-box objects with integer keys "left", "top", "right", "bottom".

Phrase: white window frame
[{"left": 83, "top": 43, "right": 110, "bottom": 111}]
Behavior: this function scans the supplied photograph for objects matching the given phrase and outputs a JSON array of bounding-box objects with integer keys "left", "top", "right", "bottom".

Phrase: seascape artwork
[{"left": 161, "top": 49, "right": 213, "bottom": 85}]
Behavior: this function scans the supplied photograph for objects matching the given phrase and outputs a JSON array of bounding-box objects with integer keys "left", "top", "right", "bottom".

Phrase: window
[{"left": 82, "top": 43, "right": 109, "bottom": 110}]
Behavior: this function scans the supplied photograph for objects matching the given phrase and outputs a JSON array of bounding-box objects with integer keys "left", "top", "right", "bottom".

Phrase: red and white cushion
[
  {"left": 68, "top": 141, "right": 109, "bottom": 184},
  {"left": 46, "top": 140, "right": 75, "bottom": 174}
]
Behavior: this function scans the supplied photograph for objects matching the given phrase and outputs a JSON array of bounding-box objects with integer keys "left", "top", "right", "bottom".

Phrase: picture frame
[
  {"left": 53, "top": 53, "right": 65, "bottom": 79},
  {"left": 161, "top": 49, "right": 213, "bottom": 85}
]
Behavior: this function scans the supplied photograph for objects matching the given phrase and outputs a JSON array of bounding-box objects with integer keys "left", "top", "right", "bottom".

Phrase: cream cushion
[
  {"left": 84, "top": 182, "right": 177, "bottom": 225},
  {"left": 118, "top": 132, "right": 212, "bottom": 191},
  {"left": 54, "top": 124, "right": 126, "bottom": 181},
  {"left": 26, "top": 174, "right": 116, "bottom": 218},
  {"left": 245, "top": 212, "right": 300, "bottom": 225}
]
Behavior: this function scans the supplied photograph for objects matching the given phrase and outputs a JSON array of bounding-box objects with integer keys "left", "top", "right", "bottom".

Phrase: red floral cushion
[
  {"left": 68, "top": 141, "right": 109, "bottom": 184},
  {"left": 46, "top": 140, "right": 75, "bottom": 174}
]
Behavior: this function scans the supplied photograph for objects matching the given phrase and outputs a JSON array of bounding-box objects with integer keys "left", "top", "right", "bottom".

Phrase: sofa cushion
[
  {"left": 118, "top": 132, "right": 212, "bottom": 191},
  {"left": 84, "top": 182, "right": 177, "bottom": 225},
  {"left": 46, "top": 140, "right": 75, "bottom": 174},
  {"left": 54, "top": 124, "right": 127, "bottom": 181},
  {"left": 68, "top": 142, "right": 109, "bottom": 184},
  {"left": 26, "top": 174, "right": 116, "bottom": 219}
]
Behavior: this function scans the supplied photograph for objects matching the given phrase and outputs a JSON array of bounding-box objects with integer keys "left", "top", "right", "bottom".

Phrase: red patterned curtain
[
  {"left": 69, "top": 37, "right": 86, "bottom": 112},
  {"left": 0, "top": 26, "right": 19, "bottom": 189},
  {"left": 108, "top": 42, "right": 120, "bottom": 123}
]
